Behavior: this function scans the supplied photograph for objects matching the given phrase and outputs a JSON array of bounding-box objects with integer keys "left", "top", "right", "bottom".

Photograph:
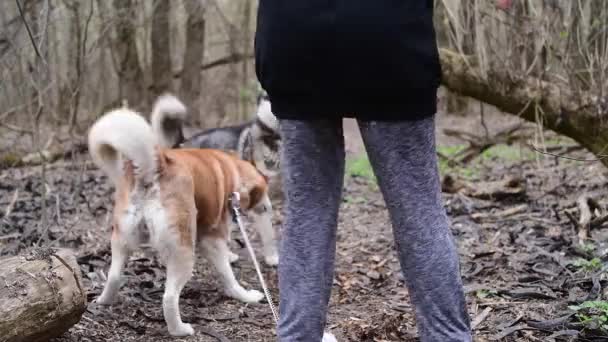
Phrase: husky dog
[{"left": 151, "top": 91, "right": 283, "bottom": 198}]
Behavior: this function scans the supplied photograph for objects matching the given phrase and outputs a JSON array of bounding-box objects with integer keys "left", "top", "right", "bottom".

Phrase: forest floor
[{"left": 2, "top": 107, "right": 608, "bottom": 341}]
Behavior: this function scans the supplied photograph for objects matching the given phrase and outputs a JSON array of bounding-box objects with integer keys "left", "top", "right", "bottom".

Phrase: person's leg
[
  {"left": 358, "top": 117, "right": 471, "bottom": 342},
  {"left": 277, "top": 119, "right": 345, "bottom": 342}
]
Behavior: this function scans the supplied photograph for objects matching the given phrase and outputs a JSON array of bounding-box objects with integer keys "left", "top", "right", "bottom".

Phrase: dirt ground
[{"left": 2, "top": 106, "right": 608, "bottom": 341}]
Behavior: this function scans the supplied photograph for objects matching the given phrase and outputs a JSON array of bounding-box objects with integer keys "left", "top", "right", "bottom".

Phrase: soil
[{"left": 1, "top": 108, "right": 608, "bottom": 342}]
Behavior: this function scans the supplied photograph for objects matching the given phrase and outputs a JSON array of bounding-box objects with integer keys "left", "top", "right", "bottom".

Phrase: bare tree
[
  {"left": 239, "top": 0, "right": 252, "bottom": 120},
  {"left": 150, "top": 0, "right": 171, "bottom": 98},
  {"left": 1, "top": 0, "right": 269, "bottom": 159},
  {"left": 180, "top": 0, "right": 206, "bottom": 125},
  {"left": 111, "top": 0, "right": 145, "bottom": 109},
  {"left": 59, "top": 0, "right": 95, "bottom": 133}
]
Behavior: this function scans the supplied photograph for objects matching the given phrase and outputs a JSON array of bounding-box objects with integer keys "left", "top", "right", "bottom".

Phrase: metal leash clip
[{"left": 228, "top": 192, "right": 242, "bottom": 223}]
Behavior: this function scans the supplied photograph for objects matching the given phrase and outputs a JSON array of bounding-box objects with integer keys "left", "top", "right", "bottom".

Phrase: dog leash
[{"left": 228, "top": 192, "right": 280, "bottom": 325}]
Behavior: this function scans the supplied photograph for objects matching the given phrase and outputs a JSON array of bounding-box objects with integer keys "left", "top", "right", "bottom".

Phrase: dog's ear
[{"left": 256, "top": 102, "right": 279, "bottom": 134}]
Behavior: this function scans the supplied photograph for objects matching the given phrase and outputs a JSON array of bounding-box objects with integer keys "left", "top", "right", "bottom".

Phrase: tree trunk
[
  {"left": 436, "top": 0, "right": 470, "bottom": 115},
  {"left": 150, "top": 0, "right": 172, "bottom": 97},
  {"left": 112, "top": 0, "right": 145, "bottom": 110},
  {"left": 181, "top": 0, "right": 206, "bottom": 125},
  {"left": 61, "top": 0, "right": 84, "bottom": 133},
  {"left": 226, "top": 16, "right": 240, "bottom": 125},
  {"left": 439, "top": 48, "right": 608, "bottom": 167},
  {"left": 240, "top": 0, "right": 252, "bottom": 120},
  {"left": 0, "top": 248, "right": 87, "bottom": 342}
]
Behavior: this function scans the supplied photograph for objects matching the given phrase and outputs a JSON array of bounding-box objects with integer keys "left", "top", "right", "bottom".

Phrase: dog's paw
[
  {"left": 264, "top": 253, "right": 279, "bottom": 267},
  {"left": 228, "top": 251, "right": 240, "bottom": 264},
  {"left": 243, "top": 289, "right": 265, "bottom": 303},
  {"left": 226, "top": 286, "right": 264, "bottom": 303},
  {"left": 322, "top": 332, "right": 338, "bottom": 342},
  {"left": 169, "top": 323, "right": 194, "bottom": 337},
  {"left": 94, "top": 294, "right": 116, "bottom": 306}
]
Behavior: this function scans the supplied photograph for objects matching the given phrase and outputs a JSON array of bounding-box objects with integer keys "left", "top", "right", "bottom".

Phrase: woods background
[
  {"left": 0, "top": 0, "right": 607, "bottom": 159},
  {"left": 1, "top": 1, "right": 608, "bottom": 340}
]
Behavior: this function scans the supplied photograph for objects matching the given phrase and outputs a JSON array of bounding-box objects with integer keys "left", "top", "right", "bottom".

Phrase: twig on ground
[
  {"left": 528, "top": 143, "right": 608, "bottom": 162},
  {"left": 566, "top": 194, "right": 608, "bottom": 244},
  {"left": 443, "top": 123, "right": 528, "bottom": 164},
  {"left": 576, "top": 195, "right": 593, "bottom": 243},
  {"left": 472, "top": 307, "right": 493, "bottom": 330},
  {"left": 2, "top": 189, "right": 19, "bottom": 219}
]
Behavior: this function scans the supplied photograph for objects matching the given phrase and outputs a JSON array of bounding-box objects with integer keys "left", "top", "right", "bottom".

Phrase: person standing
[{"left": 254, "top": 1, "right": 472, "bottom": 341}]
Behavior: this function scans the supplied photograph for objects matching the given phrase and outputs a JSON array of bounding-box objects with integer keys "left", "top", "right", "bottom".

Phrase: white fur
[
  {"left": 323, "top": 332, "right": 338, "bottom": 342},
  {"left": 143, "top": 185, "right": 196, "bottom": 336},
  {"left": 95, "top": 200, "right": 143, "bottom": 305},
  {"left": 163, "top": 250, "right": 195, "bottom": 337},
  {"left": 250, "top": 139, "right": 280, "bottom": 178},
  {"left": 88, "top": 109, "right": 157, "bottom": 185},
  {"left": 95, "top": 236, "right": 131, "bottom": 305},
  {"left": 256, "top": 99, "right": 279, "bottom": 132},
  {"left": 96, "top": 183, "right": 198, "bottom": 336},
  {"left": 150, "top": 93, "right": 188, "bottom": 148},
  {"left": 201, "top": 237, "right": 264, "bottom": 303},
  {"left": 251, "top": 195, "right": 279, "bottom": 266}
]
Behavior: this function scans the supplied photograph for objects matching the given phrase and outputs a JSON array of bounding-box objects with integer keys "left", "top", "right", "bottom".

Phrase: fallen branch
[
  {"left": 471, "top": 307, "right": 492, "bottom": 330},
  {"left": 470, "top": 204, "right": 528, "bottom": 222},
  {"left": 442, "top": 175, "right": 526, "bottom": 200},
  {"left": 173, "top": 53, "right": 254, "bottom": 79},
  {"left": 577, "top": 195, "right": 593, "bottom": 243},
  {"left": 439, "top": 48, "right": 608, "bottom": 168},
  {"left": 443, "top": 123, "right": 529, "bottom": 164},
  {"left": 0, "top": 141, "right": 87, "bottom": 170},
  {"left": 2, "top": 189, "right": 19, "bottom": 220},
  {"left": 491, "top": 324, "right": 531, "bottom": 341}
]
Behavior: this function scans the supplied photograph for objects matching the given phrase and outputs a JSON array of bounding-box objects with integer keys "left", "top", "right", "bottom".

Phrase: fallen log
[
  {"left": 0, "top": 248, "right": 87, "bottom": 342},
  {"left": 0, "top": 141, "right": 87, "bottom": 170},
  {"left": 439, "top": 48, "right": 608, "bottom": 168}
]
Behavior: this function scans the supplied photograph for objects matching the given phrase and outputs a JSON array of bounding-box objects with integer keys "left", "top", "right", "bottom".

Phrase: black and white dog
[{"left": 150, "top": 92, "right": 283, "bottom": 198}]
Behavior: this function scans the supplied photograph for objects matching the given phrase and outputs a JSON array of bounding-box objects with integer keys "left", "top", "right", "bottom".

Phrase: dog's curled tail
[
  {"left": 88, "top": 108, "right": 157, "bottom": 185},
  {"left": 150, "top": 93, "right": 188, "bottom": 148}
]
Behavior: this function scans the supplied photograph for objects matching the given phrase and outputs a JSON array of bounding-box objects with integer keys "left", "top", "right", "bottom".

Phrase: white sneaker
[{"left": 322, "top": 332, "right": 337, "bottom": 342}]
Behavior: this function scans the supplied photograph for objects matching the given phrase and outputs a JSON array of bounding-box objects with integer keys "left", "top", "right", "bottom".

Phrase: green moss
[
  {"left": 569, "top": 301, "right": 608, "bottom": 333},
  {"left": 437, "top": 144, "right": 468, "bottom": 157},
  {"left": 437, "top": 144, "right": 479, "bottom": 180},
  {"left": 572, "top": 257, "right": 603, "bottom": 272},
  {"left": 481, "top": 144, "right": 534, "bottom": 161},
  {"left": 0, "top": 153, "right": 22, "bottom": 169},
  {"left": 346, "top": 154, "right": 376, "bottom": 182}
]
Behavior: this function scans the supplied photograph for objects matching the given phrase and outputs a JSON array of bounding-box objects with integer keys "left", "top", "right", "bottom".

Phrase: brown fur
[{"left": 112, "top": 147, "right": 268, "bottom": 246}]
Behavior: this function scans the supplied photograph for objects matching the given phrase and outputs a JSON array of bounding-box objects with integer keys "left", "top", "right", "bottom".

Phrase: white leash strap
[{"left": 229, "top": 192, "right": 280, "bottom": 325}]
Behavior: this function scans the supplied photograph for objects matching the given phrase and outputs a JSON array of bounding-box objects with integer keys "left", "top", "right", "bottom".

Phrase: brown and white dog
[{"left": 88, "top": 105, "right": 279, "bottom": 336}]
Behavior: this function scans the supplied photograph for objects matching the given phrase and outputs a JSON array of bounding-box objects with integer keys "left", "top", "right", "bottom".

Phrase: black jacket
[{"left": 254, "top": 0, "right": 441, "bottom": 121}]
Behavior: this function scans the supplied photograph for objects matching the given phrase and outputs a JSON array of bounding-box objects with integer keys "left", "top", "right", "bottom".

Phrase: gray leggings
[{"left": 277, "top": 117, "right": 471, "bottom": 342}]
